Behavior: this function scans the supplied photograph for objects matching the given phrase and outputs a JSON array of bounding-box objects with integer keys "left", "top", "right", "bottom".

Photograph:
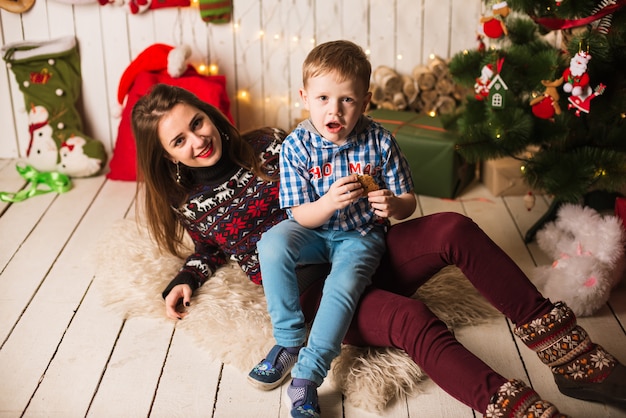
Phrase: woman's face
[{"left": 158, "top": 102, "right": 224, "bottom": 168}]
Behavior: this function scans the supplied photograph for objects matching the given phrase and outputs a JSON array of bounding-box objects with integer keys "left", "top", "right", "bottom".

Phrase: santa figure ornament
[
  {"left": 568, "top": 84, "right": 606, "bottom": 116},
  {"left": 561, "top": 49, "right": 606, "bottom": 116},
  {"left": 562, "top": 51, "right": 592, "bottom": 98},
  {"left": 474, "top": 64, "right": 494, "bottom": 100}
]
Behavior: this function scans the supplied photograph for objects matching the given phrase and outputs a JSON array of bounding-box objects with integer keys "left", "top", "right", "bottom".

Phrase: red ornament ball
[
  {"left": 483, "top": 19, "right": 505, "bottom": 38},
  {"left": 532, "top": 97, "right": 556, "bottom": 119}
]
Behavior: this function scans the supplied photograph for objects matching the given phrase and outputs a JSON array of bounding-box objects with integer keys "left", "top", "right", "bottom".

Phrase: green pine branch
[{"left": 447, "top": 2, "right": 626, "bottom": 201}]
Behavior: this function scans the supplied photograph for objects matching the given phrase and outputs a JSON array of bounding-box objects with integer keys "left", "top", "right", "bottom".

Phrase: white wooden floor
[{"left": 1, "top": 157, "right": 626, "bottom": 418}]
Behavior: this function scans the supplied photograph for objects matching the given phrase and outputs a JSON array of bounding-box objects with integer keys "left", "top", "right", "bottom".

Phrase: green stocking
[
  {"left": 199, "top": 0, "right": 232, "bottom": 23},
  {"left": 2, "top": 36, "right": 107, "bottom": 177}
]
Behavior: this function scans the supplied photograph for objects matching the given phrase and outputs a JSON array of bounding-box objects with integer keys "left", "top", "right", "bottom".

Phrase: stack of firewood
[{"left": 370, "top": 56, "right": 468, "bottom": 115}]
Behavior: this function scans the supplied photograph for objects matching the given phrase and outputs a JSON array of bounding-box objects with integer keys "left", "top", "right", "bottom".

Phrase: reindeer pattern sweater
[{"left": 162, "top": 128, "right": 287, "bottom": 298}]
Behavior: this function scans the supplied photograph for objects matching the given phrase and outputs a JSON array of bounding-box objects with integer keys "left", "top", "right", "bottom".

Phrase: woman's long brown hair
[{"left": 131, "top": 84, "right": 279, "bottom": 257}]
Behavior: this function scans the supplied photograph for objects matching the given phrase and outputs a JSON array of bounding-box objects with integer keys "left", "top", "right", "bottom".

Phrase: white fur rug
[{"left": 94, "top": 218, "right": 499, "bottom": 412}]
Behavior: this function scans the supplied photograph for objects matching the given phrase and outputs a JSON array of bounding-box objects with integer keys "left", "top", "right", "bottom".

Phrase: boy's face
[{"left": 300, "top": 71, "right": 371, "bottom": 145}]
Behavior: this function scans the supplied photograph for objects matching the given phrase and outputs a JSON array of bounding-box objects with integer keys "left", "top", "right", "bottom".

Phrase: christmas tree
[{"left": 447, "top": 0, "right": 626, "bottom": 239}]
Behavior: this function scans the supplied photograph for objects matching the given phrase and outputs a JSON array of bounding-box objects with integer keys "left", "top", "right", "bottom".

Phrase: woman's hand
[{"left": 164, "top": 284, "right": 193, "bottom": 320}]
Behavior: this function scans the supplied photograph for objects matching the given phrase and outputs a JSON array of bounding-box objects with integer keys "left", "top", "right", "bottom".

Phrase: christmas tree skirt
[{"left": 94, "top": 218, "right": 499, "bottom": 413}]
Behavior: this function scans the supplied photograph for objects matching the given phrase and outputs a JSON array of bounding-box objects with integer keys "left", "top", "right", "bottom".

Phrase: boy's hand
[
  {"left": 367, "top": 190, "right": 417, "bottom": 220},
  {"left": 323, "top": 174, "right": 365, "bottom": 210},
  {"left": 290, "top": 174, "right": 364, "bottom": 228}
]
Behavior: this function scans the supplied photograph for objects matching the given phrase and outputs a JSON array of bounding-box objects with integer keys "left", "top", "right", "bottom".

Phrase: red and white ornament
[
  {"left": 561, "top": 49, "right": 606, "bottom": 116},
  {"left": 474, "top": 64, "right": 494, "bottom": 100},
  {"left": 562, "top": 51, "right": 592, "bottom": 98},
  {"left": 480, "top": 1, "right": 510, "bottom": 39},
  {"left": 530, "top": 79, "right": 563, "bottom": 120},
  {"left": 568, "top": 84, "right": 606, "bottom": 117}
]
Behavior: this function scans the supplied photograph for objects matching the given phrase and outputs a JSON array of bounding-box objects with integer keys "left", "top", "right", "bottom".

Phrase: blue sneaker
[
  {"left": 286, "top": 380, "right": 320, "bottom": 418},
  {"left": 247, "top": 345, "right": 298, "bottom": 390}
]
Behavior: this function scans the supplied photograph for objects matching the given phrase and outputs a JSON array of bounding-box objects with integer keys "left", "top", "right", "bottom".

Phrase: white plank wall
[{"left": 1, "top": 0, "right": 483, "bottom": 161}]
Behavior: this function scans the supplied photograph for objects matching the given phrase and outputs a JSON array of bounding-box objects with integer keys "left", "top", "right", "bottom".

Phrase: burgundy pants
[{"left": 300, "top": 212, "right": 554, "bottom": 413}]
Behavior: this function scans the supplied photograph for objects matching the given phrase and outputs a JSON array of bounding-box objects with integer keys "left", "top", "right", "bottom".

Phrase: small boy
[{"left": 249, "top": 40, "right": 416, "bottom": 418}]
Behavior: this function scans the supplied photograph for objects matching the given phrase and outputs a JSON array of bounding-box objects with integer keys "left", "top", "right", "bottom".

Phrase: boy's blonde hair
[{"left": 302, "top": 40, "right": 371, "bottom": 94}]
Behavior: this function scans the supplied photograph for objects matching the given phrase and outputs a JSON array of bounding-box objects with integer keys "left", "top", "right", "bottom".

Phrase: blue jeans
[{"left": 258, "top": 219, "right": 385, "bottom": 385}]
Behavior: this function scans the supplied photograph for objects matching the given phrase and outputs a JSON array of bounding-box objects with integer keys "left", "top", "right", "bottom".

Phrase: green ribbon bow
[{"left": 0, "top": 163, "right": 72, "bottom": 203}]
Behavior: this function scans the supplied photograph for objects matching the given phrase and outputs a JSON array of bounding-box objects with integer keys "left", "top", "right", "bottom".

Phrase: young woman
[{"left": 131, "top": 83, "right": 625, "bottom": 418}]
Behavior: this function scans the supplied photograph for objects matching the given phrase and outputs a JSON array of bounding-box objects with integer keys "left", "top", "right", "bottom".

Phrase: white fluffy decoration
[
  {"left": 167, "top": 44, "right": 192, "bottom": 78},
  {"left": 533, "top": 203, "right": 626, "bottom": 317},
  {"left": 94, "top": 218, "right": 499, "bottom": 413}
]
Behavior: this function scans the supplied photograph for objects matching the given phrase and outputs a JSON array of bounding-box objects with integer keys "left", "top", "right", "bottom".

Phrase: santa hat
[
  {"left": 575, "top": 50, "right": 592, "bottom": 64},
  {"left": 117, "top": 43, "right": 192, "bottom": 105},
  {"left": 482, "top": 63, "right": 495, "bottom": 77},
  {"left": 492, "top": 1, "right": 508, "bottom": 11}
]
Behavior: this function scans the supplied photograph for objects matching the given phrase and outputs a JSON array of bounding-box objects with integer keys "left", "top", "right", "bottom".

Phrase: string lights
[{"left": 179, "top": 6, "right": 438, "bottom": 124}]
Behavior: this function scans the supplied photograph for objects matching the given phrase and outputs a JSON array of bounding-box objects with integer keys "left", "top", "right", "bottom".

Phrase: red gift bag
[{"left": 107, "top": 44, "right": 232, "bottom": 181}]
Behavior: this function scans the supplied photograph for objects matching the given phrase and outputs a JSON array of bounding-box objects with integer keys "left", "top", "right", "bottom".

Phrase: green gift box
[{"left": 368, "top": 109, "right": 475, "bottom": 199}]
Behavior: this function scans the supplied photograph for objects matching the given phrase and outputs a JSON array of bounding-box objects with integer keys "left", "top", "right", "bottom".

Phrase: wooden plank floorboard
[
  {"left": 406, "top": 379, "right": 476, "bottom": 417},
  {"left": 2, "top": 162, "right": 626, "bottom": 417},
  {"left": 22, "top": 280, "right": 125, "bottom": 418},
  {"left": 0, "top": 190, "right": 56, "bottom": 274},
  {"left": 150, "top": 328, "right": 222, "bottom": 417},
  {"left": 87, "top": 317, "right": 174, "bottom": 417},
  {"left": 213, "top": 365, "right": 283, "bottom": 417},
  {"left": 0, "top": 177, "right": 105, "bottom": 414},
  {"left": 0, "top": 178, "right": 136, "bottom": 415},
  {"left": 0, "top": 161, "right": 27, "bottom": 216},
  {"left": 0, "top": 176, "right": 106, "bottom": 340},
  {"left": 21, "top": 180, "right": 137, "bottom": 417}
]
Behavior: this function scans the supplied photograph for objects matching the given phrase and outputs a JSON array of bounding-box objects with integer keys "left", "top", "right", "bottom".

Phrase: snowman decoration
[
  {"left": 57, "top": 135, "right": 104, "bottom": 177},
  {"left": 27, "top": 105, "right": 59, "bottom": 172}
]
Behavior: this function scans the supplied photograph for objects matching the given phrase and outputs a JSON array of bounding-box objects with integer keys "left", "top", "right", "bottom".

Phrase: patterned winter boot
[
  {"left": 2, "top": 36, "right": 107, "bottom": 177},
  {"left": 485, "top": 379, "right": 568, "bottom": 418},
  {"left": 514, "top": 302, "right": 626, "bottom": 410}
]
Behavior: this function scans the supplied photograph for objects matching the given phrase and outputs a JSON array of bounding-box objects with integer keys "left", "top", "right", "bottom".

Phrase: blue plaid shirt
[{"left": 280, "top": 115, "right": 414, "bottom": 235}]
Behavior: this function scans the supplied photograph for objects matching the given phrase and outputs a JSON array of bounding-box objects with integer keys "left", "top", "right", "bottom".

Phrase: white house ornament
[{"left": 487, "top": 73, "right": 508, "bottom": 109}]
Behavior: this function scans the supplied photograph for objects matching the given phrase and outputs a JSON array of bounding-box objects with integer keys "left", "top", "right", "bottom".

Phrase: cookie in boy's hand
[{"left": 357, "top": 174, "right": 380, "bottom": 193}]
